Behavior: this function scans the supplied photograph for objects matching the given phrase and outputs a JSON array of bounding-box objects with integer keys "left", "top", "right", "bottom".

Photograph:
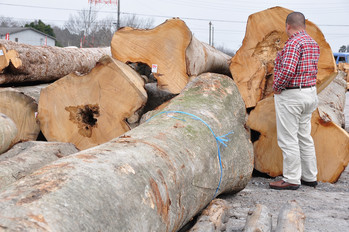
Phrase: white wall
[{"left": 6, "top": 30, "right": 55, "bottom": 46}]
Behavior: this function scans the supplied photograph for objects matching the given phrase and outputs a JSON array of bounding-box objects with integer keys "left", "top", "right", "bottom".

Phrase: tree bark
[
  {"left": 111, "top": 18, "right": 231, "bottom": 94},
  {"left": 0, "top": 73, "right": 253, "bottom": 231},
  {"left": 230, "top": 6, "right": 337, "bottom": 108},
  {"left": 0, "top": 39, "right": 111, "bottom": 85},
  {"left": 38, "top": 55, "right": 147, "bottom": 150},
  {"left": 189, "top": 199, "right": 231, "bottom": 232},
  {"left": 0, "top": 113, "right": 17, "bottom": 154},
  {"left": 275, "top": 200, "right": 305, "bottom": 232},
  {"left": 247, "top": 73, "right": 349, "bottom": 182},
  {"left": 243, "top": 204, "right": 272, "bottom": 232},
  {"left": 0, "top": 87, "right": 43, "bottom": 143},
  {"left": 0, "top": 141, "right": 78, "bottom": 191}
]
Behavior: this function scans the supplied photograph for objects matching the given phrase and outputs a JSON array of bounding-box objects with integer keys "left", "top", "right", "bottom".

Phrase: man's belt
[{"left": 285, "top": 85, "right": 316, "bottom": 89}]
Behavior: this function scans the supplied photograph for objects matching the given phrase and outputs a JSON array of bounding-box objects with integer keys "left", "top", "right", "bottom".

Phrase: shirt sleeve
[{"left": 273, "top": 42, "right": 301, "bottom": 92}]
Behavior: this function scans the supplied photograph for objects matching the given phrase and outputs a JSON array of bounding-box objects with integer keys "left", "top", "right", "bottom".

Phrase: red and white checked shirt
[{"left": 273, "top": 30, "right": 320, "bottom": 93}]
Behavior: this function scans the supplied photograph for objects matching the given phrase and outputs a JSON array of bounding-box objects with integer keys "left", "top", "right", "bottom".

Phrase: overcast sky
[{"left": 0, "top": 0, "right": 348, "bottom": 52}]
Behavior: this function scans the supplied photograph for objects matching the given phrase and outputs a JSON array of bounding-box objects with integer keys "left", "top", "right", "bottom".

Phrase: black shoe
[{"left": 301, "top": 179, "right": 318, "bottom": 187}]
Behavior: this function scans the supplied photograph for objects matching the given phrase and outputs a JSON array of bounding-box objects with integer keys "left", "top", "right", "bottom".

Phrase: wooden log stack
[
  {"left": 0, "top": 73, "right": 253, "bottom": 231},
  {"left": 0, "top": 6, "right": 348, "bottom": 231}
]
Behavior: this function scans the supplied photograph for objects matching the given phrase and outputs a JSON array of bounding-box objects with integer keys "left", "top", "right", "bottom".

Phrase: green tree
[
  {"left": 339, "top": 45, "right": 347, "bottom": 52},
  {"left": 25, "top": 20, "right": 55, "bottom": 37}
]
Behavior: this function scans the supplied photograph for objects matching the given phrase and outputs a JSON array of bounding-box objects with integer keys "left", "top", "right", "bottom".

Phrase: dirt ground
[{"left": 218, "top": 164, "right": 349, "bottom": 231}]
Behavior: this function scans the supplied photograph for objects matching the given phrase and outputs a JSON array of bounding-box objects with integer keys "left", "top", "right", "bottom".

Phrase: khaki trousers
[{"left": 274, "top": 87, "right": 318, "bottom": 185}]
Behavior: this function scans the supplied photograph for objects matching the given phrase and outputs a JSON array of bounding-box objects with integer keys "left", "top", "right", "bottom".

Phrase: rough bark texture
[
  {"left": 247, "top": 73, "right": 349, "bottom": 182},
  {"left": 0, "top": 73, "right": 253, "bottom": 231},
  {"left": 38, "top": 55, "right": 147, "bottom": 150},
  {"left": 189, "top": 199, "right": 231, "bottom": 232},
  {"left": 111, "top": 18, "right": 231, "bottom": 94},
  {"left": 0, "top": 39, "right": 111, "bottom": 85},
  {"left": 0, "top": 87, "right": 40, "bottom": 143},
  {"left": 0, "top": 141, "right": 78, "bottom": 191},
  {"left": 230, "top": 6, "right": 337, "bottom": 108},
  {"left": 0, "top": 113, "right": 17, "bottom": 154},
  {"left": 244, "top": 204, "right": 272, "bottom": 232},
  {"left": 275, "top": 200, "right": 305, "bottom": 232}
]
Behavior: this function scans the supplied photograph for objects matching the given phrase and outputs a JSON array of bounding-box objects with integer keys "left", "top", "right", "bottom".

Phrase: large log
[
  {"left": 0, "top": 73, "right": 253, "bottom": 231},
  {"left": 0, "top": 87, "right": 42, "bottom": 143},
  {"left": 247, "top": 73, "right": 349, "bottom": 182},
  {"left": 111, "top": 18, "right": 231, "bottom": 94},
  {"left": 0, "top": 39, "right": 111, "bottom": 85},
  {"left": 0, "top": 141, "right": 78, "bottom": 191},
  {"left": 230, "top": 7, "right": 337, "bottom": 108},
  {"left": 38, "top": 55, "right": 147, "bottom": 150},
  {"left": 0, "top": 113, "right": 17, "bottom": 154}
]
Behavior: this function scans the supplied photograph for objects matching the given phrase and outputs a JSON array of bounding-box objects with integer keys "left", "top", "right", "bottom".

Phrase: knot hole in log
[{"left": 65, "top": 104, "right": 100, "bottom": 138}]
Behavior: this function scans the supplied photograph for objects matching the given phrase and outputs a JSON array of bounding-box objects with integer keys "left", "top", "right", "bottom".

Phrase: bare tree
[
  {"left": 64, "top": 6, "right": 99, "bottom": 38},
  {"left": 64, "top": 6, "right": 154, "bottom": 47},
  {"left": 0, "top": 16, "right": 25, "bottom": 27},
  {"left": 215, "top": 45, "right": 235, "bottom": 57},
  {"left": 119, "top": 14, "right": 154, "bottom": 29}
]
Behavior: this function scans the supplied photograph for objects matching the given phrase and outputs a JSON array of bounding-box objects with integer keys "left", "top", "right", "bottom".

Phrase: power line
[
  {"left": 1, "top": 2, "right": 349, "bottom": 27},
  {"left": 0, "top": 2, "right": 245, "bottom": 23}
]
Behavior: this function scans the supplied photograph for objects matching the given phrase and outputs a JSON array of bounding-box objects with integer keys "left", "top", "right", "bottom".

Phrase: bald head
[{"left": 286, "top": 12, "right": 306, "bottom": 30}]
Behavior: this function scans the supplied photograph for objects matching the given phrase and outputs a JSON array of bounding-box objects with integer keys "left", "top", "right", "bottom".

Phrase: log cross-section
[
  {"left": 38, "top": 56, "right": 147, "bottom": 150},
  {"left": 111, "top": 18, "right": 231, "bottom": 94},
  {"left": 0, "top": 73, "right": 253, "bottom": 231},
  {"left": 230, "top": 6, "right": 337, "bottom": 108}
]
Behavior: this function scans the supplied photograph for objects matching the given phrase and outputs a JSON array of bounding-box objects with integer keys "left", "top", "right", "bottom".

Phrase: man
[{"left": 269, "top": 12, "right": 320, "bottom": 190}]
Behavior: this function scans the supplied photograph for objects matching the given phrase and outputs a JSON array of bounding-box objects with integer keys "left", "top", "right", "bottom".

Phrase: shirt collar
[{"left": 289, "top": 30, "right": 306, "bottom": 40}]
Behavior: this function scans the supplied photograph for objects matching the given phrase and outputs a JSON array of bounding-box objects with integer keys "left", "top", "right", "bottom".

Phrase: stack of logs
[{"left": 0, "top": 6, "right": 348, "bottom": 231}]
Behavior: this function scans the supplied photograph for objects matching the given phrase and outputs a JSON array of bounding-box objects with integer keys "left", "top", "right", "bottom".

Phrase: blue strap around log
[{"left": 146, "top": 110, "right": 234, "bottom": 199}]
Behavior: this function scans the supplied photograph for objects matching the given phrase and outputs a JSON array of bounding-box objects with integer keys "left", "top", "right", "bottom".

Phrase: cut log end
[{"left": 38, "top": 56, "right": 147, "bottom": 150}]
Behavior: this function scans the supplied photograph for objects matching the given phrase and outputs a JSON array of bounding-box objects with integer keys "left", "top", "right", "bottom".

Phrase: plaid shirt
[{"left": 273, "top": 30, "right": 320, "bottom": 92}]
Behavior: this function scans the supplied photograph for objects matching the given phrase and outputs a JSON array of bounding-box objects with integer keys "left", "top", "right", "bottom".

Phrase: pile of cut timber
[
  {"left": 232, "top": 7, "right": 349, "bottom": 183},
  {"left": 0, "top": 73, "right": 253, "bottom": 231},
  {"left": 111, "top": 18, "right": 232, "bottom": 94}
]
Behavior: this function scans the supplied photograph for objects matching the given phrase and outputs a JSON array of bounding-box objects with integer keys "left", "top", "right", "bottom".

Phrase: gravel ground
[{"left": 219, "top": 164, "right": 349, "bottom": 231}]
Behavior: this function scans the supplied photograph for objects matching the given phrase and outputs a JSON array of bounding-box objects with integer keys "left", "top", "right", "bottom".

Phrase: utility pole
[
  {"left": 117, "top": 0, "right": 121, "bottom": 30},
  {"left": 212, "top": 26, "right": 214, "bottom": 47},
  {"left": 209, "top": 21, "right": 212, "bottom": 46}
]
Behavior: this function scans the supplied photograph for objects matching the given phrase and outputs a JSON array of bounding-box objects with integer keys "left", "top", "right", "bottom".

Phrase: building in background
[{"left": 0, "top": 27, "right": 55, "bottom": 46}]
